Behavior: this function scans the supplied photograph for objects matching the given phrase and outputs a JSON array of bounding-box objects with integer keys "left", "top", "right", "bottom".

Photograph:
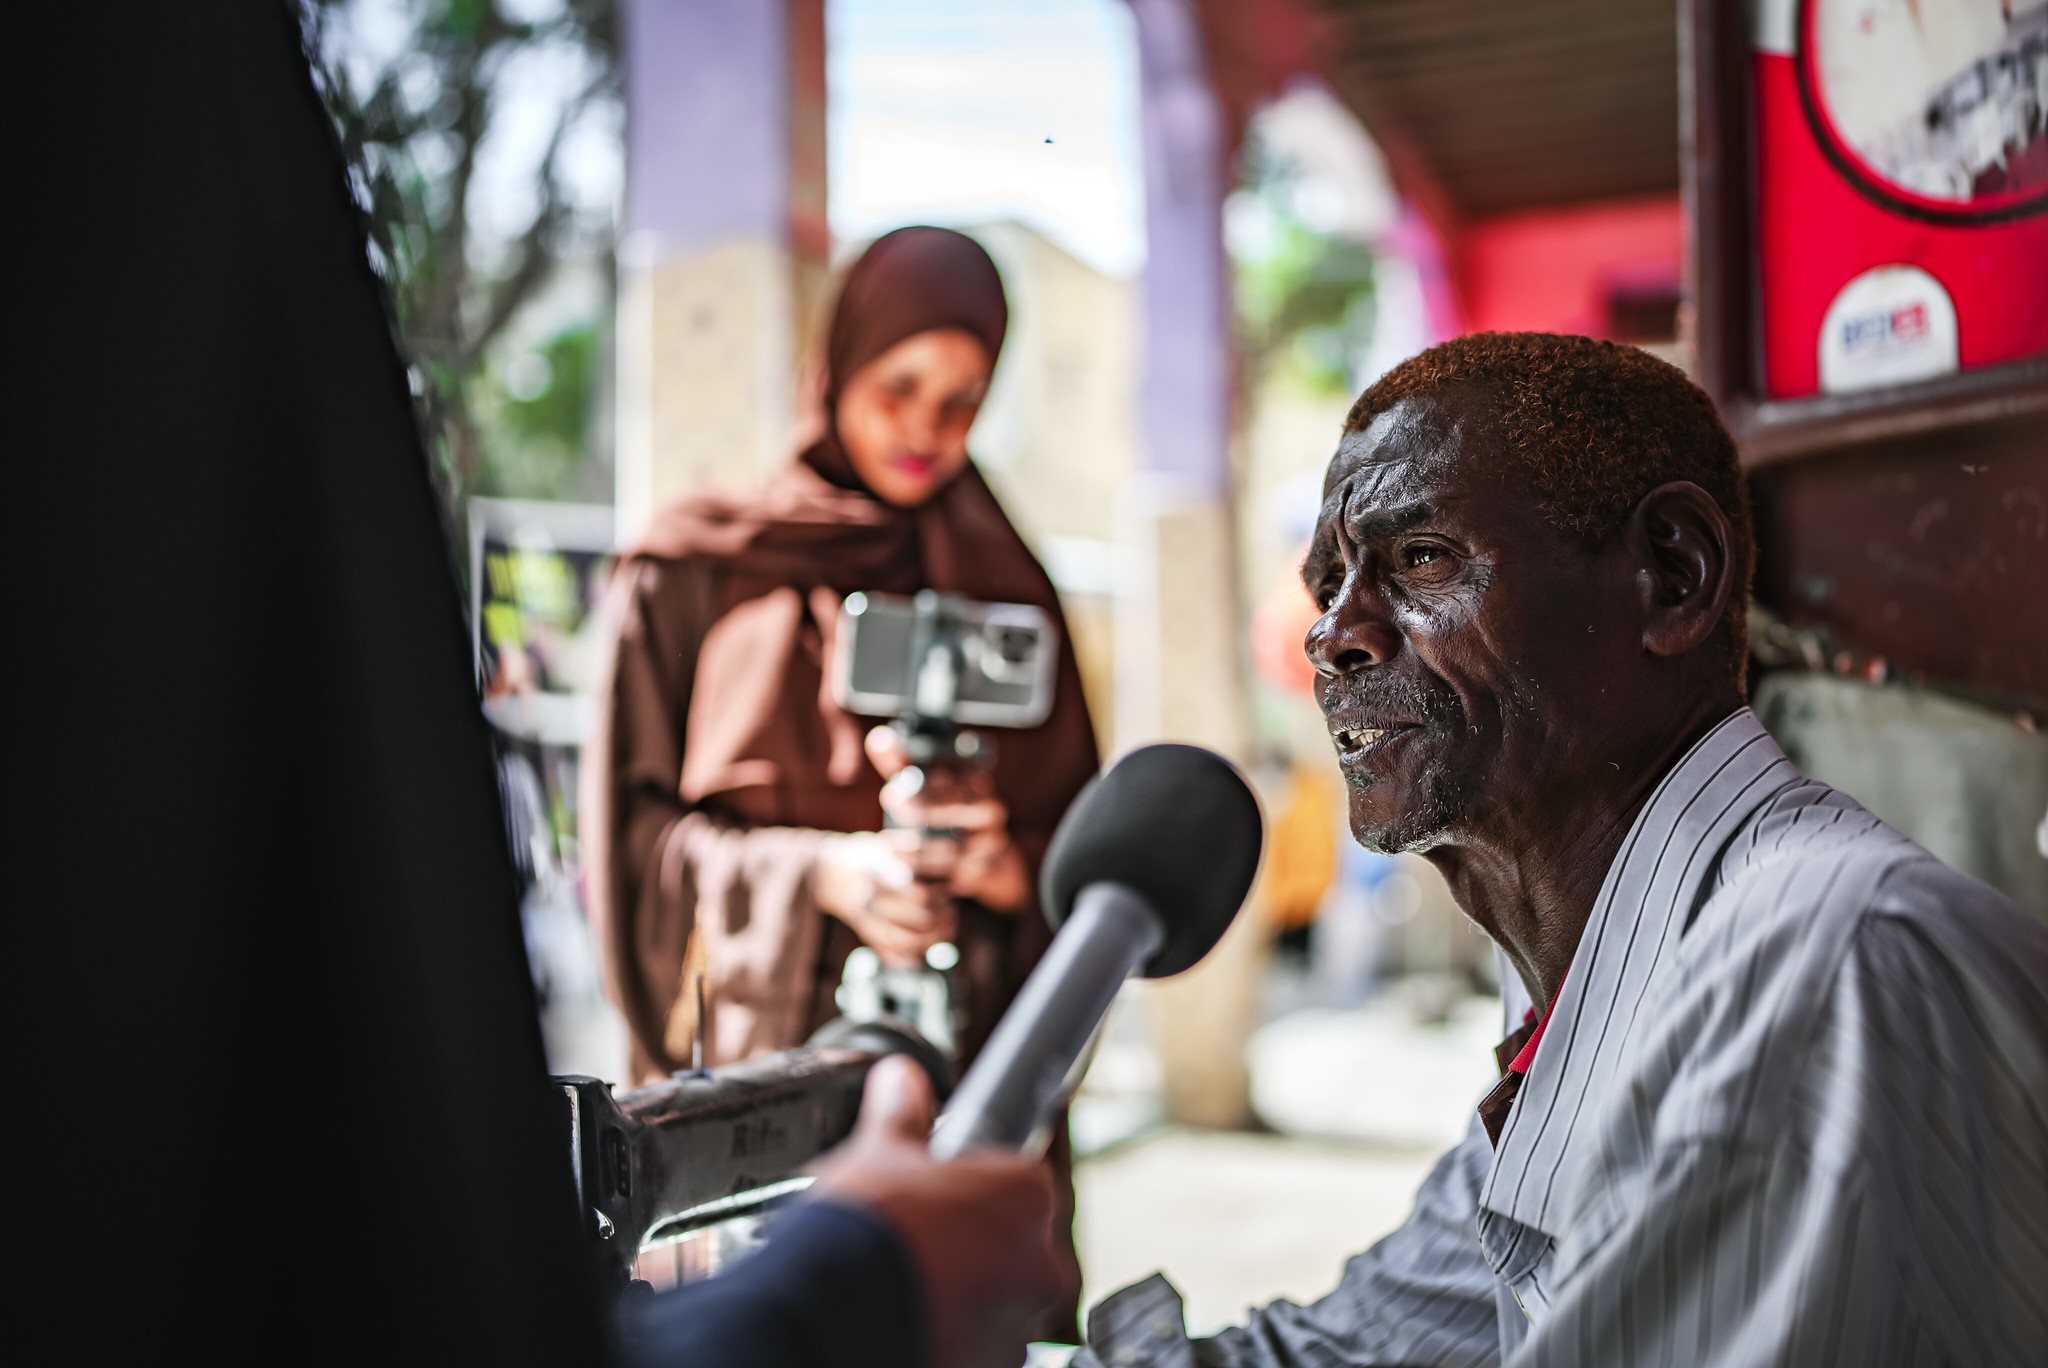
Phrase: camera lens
[{"left": 994, "top": 626, "right": 1035, "bottom": 663}]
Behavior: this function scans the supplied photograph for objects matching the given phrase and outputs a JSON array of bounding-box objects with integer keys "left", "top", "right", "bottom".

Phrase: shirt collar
[
  {"left": 1475, "top": 984, "right": 1559, "bottom": 1147},
  {"left": 1475, "top": 707, "right": 1799, "bottom": 1237},
  {"left": 1506, "top": 968, "right": 1563, "bottom": 1076}
]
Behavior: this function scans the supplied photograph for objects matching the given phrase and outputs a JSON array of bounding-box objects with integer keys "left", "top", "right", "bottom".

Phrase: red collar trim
[{"left": 1508, "top": 970, "right": 1566, "bottom": 1076}]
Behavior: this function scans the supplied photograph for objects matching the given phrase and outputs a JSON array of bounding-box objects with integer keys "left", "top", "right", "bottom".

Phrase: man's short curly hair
[{"left": 1345, "top": 331, "right": 1754, "bottom": 674}]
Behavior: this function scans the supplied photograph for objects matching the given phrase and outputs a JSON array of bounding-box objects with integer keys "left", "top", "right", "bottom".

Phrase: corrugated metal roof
[{"left": 1307, "top": 0, "right": 1681, "bottom": 218}]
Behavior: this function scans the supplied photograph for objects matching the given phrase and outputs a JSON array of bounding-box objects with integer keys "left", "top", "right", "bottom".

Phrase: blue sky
[{"left": 827, "top": 0, "right": 1147, "bottom": 276}]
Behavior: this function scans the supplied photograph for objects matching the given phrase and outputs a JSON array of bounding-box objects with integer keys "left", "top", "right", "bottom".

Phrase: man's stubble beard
[
  {"left": 1344, "top": 731, "right": 1478, "bottom": 854},
  {"left": 1343, "top": 667, "right": 1551, "bottom": 855},
  {"left": 1327, "top": 670, "right": 1477, "bottom": 855}
]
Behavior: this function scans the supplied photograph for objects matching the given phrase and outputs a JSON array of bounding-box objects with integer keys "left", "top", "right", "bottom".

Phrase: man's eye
[{"left": 1402, "top": 544, "right": 1451, "bottom": 571}]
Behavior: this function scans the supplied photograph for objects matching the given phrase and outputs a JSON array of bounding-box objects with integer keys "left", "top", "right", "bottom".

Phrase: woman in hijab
[{"left": 582, "top": 227, "right": 1097, "bottom": 1331}]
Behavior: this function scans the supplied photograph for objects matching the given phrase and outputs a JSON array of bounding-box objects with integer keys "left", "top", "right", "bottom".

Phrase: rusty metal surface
[
  {"left": 557, "top": 1018, "right": 950, "bottom": 1286},
  {"left": 557, "top": 1048, "right": 875, "bottom": 1285},
  {"left": 1750, "top": 425, "right": 2048, "bottom": 706},
  {"left": 626, "top": 1048, "right": 873, "bottom": 1228}
]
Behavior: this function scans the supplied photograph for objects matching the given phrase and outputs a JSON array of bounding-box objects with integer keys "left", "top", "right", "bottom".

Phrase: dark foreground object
[
  {"left": 19, "top": 7, "right": 924, "bottom": 1366},
  {"left": 22, "top": 4, "right": 603, "bottom": 1360}
]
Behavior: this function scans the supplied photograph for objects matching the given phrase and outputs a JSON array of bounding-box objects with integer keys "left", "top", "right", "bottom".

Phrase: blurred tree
[
  {"left": 1230, "top": 132, "right": 1377, "bottom": 398},
  {"left": 472, "top": 322, "right": 601, "bottom": 497},
  {"left": 300, "top": 0, "right": 620, "bottom": 503}
]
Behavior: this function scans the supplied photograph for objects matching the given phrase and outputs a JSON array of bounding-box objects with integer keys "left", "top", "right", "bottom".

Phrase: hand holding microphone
[
  {"left": 806, "top": 744, "right": 1262, "bottom": 1366},
  {"left": 812, "top": 1056, "right": 1071, "bottom": 1368}
]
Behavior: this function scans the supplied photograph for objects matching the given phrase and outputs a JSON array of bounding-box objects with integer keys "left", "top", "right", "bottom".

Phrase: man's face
[{"left": 1302, "top": 391, "right": 1632, "bottom": 853}]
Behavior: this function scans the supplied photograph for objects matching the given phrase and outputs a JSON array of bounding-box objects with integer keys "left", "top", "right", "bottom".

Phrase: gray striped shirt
[{"left": 1079, "top": 708, "right": 2048, "bottom": 1367}]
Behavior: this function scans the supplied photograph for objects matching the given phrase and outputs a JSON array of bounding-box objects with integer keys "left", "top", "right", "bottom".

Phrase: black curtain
[{"left": 21, "top": 5, "right": 604, "bottom": 1359}]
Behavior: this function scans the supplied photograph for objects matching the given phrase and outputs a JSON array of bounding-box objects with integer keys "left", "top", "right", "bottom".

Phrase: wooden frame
[{"left": 1680, "top": 0, "right": 2048, "bottom": 469}]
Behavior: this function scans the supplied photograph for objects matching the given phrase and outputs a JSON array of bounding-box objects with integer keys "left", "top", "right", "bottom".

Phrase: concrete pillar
[
  {"left": 615, "top": 0, "right": 829, "bottom": 541},
  {"left": 1124, "top": 0, "right": 1262, "bottom": 1129}
]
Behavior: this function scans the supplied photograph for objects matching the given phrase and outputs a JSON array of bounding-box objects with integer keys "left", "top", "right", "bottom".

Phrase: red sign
[{"left": 1752, "top": 0, "right": 2048, "bottom": 398}]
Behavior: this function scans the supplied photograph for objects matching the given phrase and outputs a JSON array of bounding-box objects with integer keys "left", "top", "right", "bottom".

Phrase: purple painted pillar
[
  {"left": 623, "top": 0, "right": 788, "bottom": 252},
  {"left": 1131, "top": 0, "right": 1234, "bottom": 496},
  {"left": 615, "top": 0, "right": 828, "bottom": 539},
  {"left": 1123, "top": 0, "right": 1257, "bottom": 1129},
  {"left": 1120, "top": 0, "right": 1245, "bottom": 751}
]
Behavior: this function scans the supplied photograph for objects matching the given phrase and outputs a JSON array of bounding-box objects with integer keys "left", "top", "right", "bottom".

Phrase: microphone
[{"left": 928, "top": 743, "right": 1262, "bottom": 1159}]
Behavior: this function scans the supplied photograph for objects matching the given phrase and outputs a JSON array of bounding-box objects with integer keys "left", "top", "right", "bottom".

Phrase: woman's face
[{"left": 835, "top": 327, "right": 993, "bottom": 507}]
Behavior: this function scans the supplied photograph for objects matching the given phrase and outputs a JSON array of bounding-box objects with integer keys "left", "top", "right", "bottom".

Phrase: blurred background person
[{"left": 581, "top": 225, "right": 1098, "bottom": 1337}]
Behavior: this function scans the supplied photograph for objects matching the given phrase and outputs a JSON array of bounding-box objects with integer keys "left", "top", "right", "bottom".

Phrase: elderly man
[{"left": 1082, "top": 333, "right": 2048, "bottom": 1367}]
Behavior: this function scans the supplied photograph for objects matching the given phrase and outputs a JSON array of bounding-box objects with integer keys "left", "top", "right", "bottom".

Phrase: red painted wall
[{"left": 1454, "top": 195, "right": 1684, "bottom": 336}]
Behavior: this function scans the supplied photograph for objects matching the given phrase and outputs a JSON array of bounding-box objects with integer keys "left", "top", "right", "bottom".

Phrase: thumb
[
  {"left": 865, "top": 724, "right": 911, "bottom": 780},
  {"left": 857, "top": 1053, "right": 937, "bottom": 1143}
]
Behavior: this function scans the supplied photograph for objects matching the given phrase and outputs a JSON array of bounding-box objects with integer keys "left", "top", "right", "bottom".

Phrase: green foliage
[
  {"left": 1238, "top": 224, "right": 1377, "bottom": 395},
  {"left": 472, "top": 324, "right": 601, "bottom": 500},
  {"left": 300, "top": 0, "right": 620, "bottom": 505},
  {"left": 1231, "top": 136, "right": 1378, "bottom": 397}
]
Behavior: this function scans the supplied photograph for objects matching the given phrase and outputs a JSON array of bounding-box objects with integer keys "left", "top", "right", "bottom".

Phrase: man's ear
[{"left": 1627, "top": 481, "right": 1735, "bottom": 661}]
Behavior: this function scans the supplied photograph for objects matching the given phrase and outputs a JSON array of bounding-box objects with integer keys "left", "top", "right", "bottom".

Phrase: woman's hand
[
  {"left": 813, "top": 831, "right": 959, "bottom": 967},
  {"left": 868, "top": 728, "right": 1031, "bottom": 914},
  {"left": 924, "top": 790, "right": 1030, "bottom": 912}
]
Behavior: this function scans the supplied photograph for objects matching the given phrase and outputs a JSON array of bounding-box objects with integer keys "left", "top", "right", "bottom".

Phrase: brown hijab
[{"left": 587, "top": 226, "right": 1100, "bottom": 1073}]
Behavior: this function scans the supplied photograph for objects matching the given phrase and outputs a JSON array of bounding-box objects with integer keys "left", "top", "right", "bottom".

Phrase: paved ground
[
  {"left": 1247, "top": 989, "right": 1501, "bottom": 1149},
  {"left": 1071, "top": 988, "right": 1503, "bottom": 1339},
  {"left": 1074, "top": 1128, "right": 1440, "bottom": 1337}
]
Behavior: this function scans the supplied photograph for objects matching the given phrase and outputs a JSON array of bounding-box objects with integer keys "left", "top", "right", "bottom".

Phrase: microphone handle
[{"left": 929, "top": 881, "right": 1163, "bottom": 1159}]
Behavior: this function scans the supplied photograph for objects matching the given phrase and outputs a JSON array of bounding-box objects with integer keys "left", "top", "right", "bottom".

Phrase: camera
[
  {"left": 829, "top": 590, "right": 1062, "bottom": 1055},
  {"left": 832, "top": 590, "right": 1058, "bottom": 732}
]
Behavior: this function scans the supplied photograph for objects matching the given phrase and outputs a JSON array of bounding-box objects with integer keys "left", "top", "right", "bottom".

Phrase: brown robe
[
  {"left": 579, "top": 227, "right": 1098, "bottom": 1338},
  {"left": 585, "top": 530, "right": 1097, "bottom": 1078}
]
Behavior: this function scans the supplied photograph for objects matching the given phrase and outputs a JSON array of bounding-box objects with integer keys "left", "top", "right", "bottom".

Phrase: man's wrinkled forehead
[{"left": 1321, "top": 393, "right": 1479, "bottom": 501}]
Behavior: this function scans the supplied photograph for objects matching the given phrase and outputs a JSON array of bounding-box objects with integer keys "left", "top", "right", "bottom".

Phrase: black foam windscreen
[{"left": 1039, "top": 743, "right": 1263, "bottom": 979}]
